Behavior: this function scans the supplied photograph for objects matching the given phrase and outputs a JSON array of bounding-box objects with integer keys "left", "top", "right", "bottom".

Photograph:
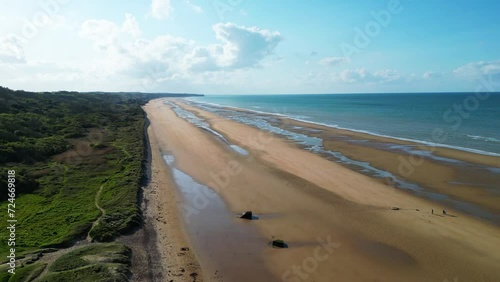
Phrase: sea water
[{"left": 187, "top": 93, "right": 500, "bottom": 156}]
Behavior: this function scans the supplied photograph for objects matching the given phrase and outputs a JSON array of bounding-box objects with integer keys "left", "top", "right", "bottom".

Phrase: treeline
[
  {"left": 0, "top": 87, "right": 176, "bottom": 164},
  {"left": 0, "top": 87, "right": 155, "bottom": 200}
]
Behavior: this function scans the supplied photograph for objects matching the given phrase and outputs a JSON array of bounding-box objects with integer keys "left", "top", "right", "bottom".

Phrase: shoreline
[
  {"left": 182, "top": 99, "right": 500, "bottom": 223},
  {"left": 276, "top": 117, "right": 500, "bottom": 168},
  {"left": 145, "top": 98, "right": 500, "bottom": 281},
  {"left": 185, "top": 98, "right": 500, "bottom": 159},
  {"left": 276, "top": 117, "right": 500, "bottom": 219}
]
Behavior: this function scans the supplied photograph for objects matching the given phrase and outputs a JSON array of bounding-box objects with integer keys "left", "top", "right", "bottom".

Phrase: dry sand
[{"left": 144, "top": 99, "right": 500, "bottom": 282}]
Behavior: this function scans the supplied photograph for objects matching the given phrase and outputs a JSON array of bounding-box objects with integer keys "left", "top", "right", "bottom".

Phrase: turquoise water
[{"left": 188, "top": 93, "right": 500, "bottom": 156}]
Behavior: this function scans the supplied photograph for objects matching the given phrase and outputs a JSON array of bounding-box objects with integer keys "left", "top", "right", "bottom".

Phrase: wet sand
[
  {"left": 274, "top": 117, "right": 500, "bottom": 218},
  {"left": 163, "top": 153, "right": 276, "bottom": 282},
  {"left": 144, "top": 99, "right": 500, "bottom": 282}
]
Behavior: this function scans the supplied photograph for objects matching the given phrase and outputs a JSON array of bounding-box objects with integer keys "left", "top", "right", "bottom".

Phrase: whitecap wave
[{"left": 467, "top": 135, "right": 500, "bottom": 143}]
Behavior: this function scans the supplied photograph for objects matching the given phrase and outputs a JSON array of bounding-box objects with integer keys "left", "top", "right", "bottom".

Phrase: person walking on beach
[{"left": 432, "top": 209, "right": 434, "bottom": 214}]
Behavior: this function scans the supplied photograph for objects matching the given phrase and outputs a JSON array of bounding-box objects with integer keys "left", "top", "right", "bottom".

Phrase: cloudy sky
[{"left": 0, "top": 0, "right": 499, "bottom": 94}]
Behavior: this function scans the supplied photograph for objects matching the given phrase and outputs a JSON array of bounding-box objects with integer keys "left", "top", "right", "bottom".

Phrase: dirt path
[
  {"left": 86, "top": 185, "right": 105, "bottom": 242},
  {"left": 31, "top": 184, "right": 106, "bottom": 280},
  {"left": 31, "top": 241, "right": 90, "bottom": 282},
  {"left": 28, "top": 185, "right": 107, "bottom": 281},
  {"left": 94, "top": 185, "right": 105, "bottom": 215}
]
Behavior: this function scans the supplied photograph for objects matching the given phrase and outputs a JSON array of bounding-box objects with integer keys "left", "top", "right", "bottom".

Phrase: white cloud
[
  {"left": 185, "top": 23, "right": 282, "bottom": 71},
  {"left": 122, "top": 13, "right": 141, "bottom": 37},
  {"left": 77, "top": 15, "right": 283, "bottom": 92},
  {"left": 422, "top": 71, "right": 441, "bottom": 80},
  {"left": 337, "top": 68, "right": 370, "bottom": 83},
  {"left": 319, "top": 56, "right": 346, "bottom": 66},
  {"left": 0, "top": 36, "right": 25, "bottom": 64},
  {"left": 373, "top": 69, "right": 401, "bottom": 82},
  {"left": 151, "top": 0, "right": 173, "bottom": 19},
  {"left": 80, "top": 16, "right": 282, "bottom": 73},
  {"left": 80, "top": 19, "right": 121, "bottom": 49},
  {"left": 79, "top": 15, "right": 184, "bottom": 82},
  {"left": 335, "top": 68, "right": 401, "bottom": 83},
  {"left": 45, "top": 15, "right": 76, "bottom": 31},
  {"left": 118, "top": 35, "right": 194, "bottom": 81},
  {"left": 183, "top": 45, "right": 220, "bottom": 71},
  {"left": 80, "top": 14, "right": 142, "bottom": 51},
  {"left": 0, "top": 60, "right": 82, "bottom": 87},
  {"left": 453, "top": 60, "right": 500, "bottom": 80}
]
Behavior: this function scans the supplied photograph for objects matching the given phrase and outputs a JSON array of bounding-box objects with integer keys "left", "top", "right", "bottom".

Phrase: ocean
[{"left": 187, "top": 93, "right": 500, "bottom": 156}]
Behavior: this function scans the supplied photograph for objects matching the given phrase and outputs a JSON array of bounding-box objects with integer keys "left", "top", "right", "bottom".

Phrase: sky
[{"left": 0, "top": 0, "right": 499, "bottom": 94}]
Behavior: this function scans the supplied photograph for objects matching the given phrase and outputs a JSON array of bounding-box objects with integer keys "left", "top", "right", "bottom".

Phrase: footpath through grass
[{"left": 40, "top": 242, "right": 131, "bottom": 282}]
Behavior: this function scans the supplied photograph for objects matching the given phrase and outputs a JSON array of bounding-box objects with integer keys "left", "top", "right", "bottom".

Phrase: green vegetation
[
  {"left": 7, "top": 262, "right": 46, "bottom": 282},
  {"left": 0, "top": 268, "right": 11, "bottom": 282},
  {"left": 0, "top": 87, "right": 148, "bottom": 254},
  {"left": 49, "top": 243, "right": 130, "bottom": 272},
  {"left": 0, "top": 86, "right": 200, "bottom": 281},
  {"left": 41, "top": 264, "right": 129, "bottom": 282},
  {"left": 38, "top": 243, "right": 131, "bottom": 282}
]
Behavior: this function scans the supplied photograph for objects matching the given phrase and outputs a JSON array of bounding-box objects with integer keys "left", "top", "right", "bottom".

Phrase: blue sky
[{"left": 0, "top": 0, "right": 499, "bottom": 94}]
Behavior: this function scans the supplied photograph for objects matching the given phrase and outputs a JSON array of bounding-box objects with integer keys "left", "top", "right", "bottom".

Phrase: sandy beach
[
  {"left": 143, "top": 98, "right": 500, "bottom": 282},
  {"left": 274, "top": 116, "right": 500, "bottom": 216}
]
